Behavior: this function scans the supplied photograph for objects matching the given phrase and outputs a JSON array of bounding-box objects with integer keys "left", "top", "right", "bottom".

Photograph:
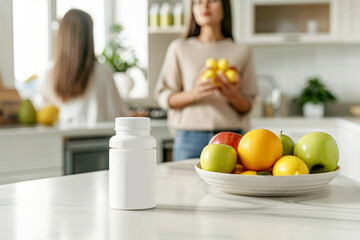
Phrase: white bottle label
[{"left": 109, "top": 149, "right": 156, "bottom": 210}]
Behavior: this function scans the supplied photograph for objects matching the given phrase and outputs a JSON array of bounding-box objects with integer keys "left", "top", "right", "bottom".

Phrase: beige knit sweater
[{"left": 154, "top": 37, "right": 258, "bottom": 132}]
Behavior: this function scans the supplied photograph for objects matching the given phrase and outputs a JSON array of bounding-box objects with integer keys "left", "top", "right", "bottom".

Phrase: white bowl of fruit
[{"left": 195, "top": 130, "right": 340, "bottom": 196}]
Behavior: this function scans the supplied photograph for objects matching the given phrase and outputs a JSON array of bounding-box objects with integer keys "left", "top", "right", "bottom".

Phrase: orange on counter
[{"left": 238, "top": 129, "right": 283, "bottom": 171}]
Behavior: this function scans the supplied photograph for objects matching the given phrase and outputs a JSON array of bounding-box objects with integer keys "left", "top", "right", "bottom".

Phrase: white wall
[
  {"left": 253, "top": 45, "right": 360, "bottom": 103},
  {"left": 0, "top": 0, "right": 14, "bottom": 88}
]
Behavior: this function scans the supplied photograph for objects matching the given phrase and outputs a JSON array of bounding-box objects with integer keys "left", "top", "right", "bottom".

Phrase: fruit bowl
[{"left": 195, "top": 161, "right": 340, "bottom": 196}]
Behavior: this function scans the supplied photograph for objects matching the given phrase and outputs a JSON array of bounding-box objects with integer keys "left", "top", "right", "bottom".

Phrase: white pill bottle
[{"left": 109, "top": 117, "right": 156, "bottom": 210}]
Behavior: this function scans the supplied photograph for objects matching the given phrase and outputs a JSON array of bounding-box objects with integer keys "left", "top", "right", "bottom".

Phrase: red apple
[{"left": 209, "top": 132, "right": 243, "bottom": 150}]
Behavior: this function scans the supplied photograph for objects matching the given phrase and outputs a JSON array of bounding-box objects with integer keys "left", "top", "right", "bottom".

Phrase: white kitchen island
[{"left": 0, "top": 159, "right": 359, "bottom": 239}]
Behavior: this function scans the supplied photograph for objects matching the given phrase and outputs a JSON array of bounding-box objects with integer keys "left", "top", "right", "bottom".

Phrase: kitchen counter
[
  {"left": 1, "top": 117, "right": 360, "bottom": 139},
  {"left": 1, "top": 117, "right": 360, "bottom": 184},
  {"left": 0, "top": 119, "right": 169, "bottom": 139},
  {"left": 0, "top": 159, "right": 359, "bottom": 239}
]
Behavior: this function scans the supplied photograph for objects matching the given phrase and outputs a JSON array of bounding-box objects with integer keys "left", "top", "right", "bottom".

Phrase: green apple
[
  {"left": 200, "top": 144, "right": 237, "bottom": 173},
  {"left": 278, "top": 130, "right": 295, "bottom": 156},
  {"left": 294, "top": 132, "right": 339, "bottom": 173}
]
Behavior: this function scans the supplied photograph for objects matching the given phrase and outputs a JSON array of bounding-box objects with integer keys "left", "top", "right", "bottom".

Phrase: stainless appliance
[{"left": 64, "top": 136, "right": 111, "bottom": 175}]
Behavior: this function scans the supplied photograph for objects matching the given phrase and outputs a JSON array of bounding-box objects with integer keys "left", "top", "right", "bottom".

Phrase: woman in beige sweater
[{"left": 155, "top": 0, "right": 258, "bottom": 161}]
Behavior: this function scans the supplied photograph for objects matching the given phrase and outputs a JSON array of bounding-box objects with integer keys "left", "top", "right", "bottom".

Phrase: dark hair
[
  {"left": 52, "top": 9, "right": 95, "bottom": 102},
  {"left": 185, "top": 0, "right": 233, "bottom": 39}
]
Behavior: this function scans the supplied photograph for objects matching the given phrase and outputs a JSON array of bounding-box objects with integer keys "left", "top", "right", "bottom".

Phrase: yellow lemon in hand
[
  {"left": 37, "top": 105, "right": 59, "bottom": 125},
  {"left": 218, "top": 58, "right": 229, "bottom": 71},
  {"left": 205, "top": 58, "right": 218, "bottom": 71},
  {"left": 225, "top": 69, "right": 238, "bottom": 83},
  {"left": 201, "top": 69, "right": 219, "bottom": 87},
  {"left": 272, "top": 156, "right": 309, "bottom": 176}
]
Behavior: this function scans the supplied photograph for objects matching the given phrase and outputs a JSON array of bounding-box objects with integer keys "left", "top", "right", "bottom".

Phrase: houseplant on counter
[
  {"left": 99, "top": 24, "right": 139, "bottom": 99},
  {"left": 294, "top": 77, "right": 336, "bottom": 118}
]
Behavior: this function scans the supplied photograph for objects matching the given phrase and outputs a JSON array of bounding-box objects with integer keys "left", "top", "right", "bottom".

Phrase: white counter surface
[
  {"left": 0, "top": 119, "right": 169, "bottom": 139},
  {"left": 0, "top": 159, "right": 359, "bottom": 239},
  {"left": 1, "top": 117, "right": 359, "bottom": 139}
]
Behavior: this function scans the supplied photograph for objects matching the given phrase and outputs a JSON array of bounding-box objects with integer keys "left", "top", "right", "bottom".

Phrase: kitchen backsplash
[
  {"left": 253, "top": 45, "right": 360, "bottom": 103},
  {"left": 252, "top": 45, "right": 360, "bottom": 116}
]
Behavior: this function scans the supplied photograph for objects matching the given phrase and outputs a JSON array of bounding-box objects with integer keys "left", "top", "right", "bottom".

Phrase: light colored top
[
  {"left": 37, "top": 62, "right": 128, "bottom": 126},
  {"left": 0, "top": 159, "right": 359, "bottom": 239},
  {"left": 155, "top": 37, "right": 258, "bottom": 131}
]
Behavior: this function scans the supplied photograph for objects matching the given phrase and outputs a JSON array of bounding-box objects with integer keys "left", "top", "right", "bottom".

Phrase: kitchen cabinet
[
  {"left": 239, "top": 0, "right": 340, "bottom": 44},
  {"left": 336, "top": 121, "right": 360, "bottom": 181},
  {"left": 339, "top": 0, "right": 360, "bottom": 42},
  {"left": 232, "top": 0, "right": 360, "bottom": 45},
  {"left": 0, "top": 136, "right": 62, "bottom": 184},
  {"left": 0, "top": 120, "right": 171, "bottom": 184}
]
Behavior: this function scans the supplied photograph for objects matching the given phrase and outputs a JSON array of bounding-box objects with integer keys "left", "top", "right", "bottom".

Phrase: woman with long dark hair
[
  {"left": 37, "top": 9, "right": 127, "bottom": 125},
  {"left": 155, "top": 0, "right": 258, "bottom": 161}
]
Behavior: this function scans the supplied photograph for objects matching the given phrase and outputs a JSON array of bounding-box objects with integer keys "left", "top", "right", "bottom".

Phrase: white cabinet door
[
  {"left": 0, "top": 137, "right": 63, "bottom": 184},
  {"left": 337, "top": 127, "right": 360, "bottom": 182},
  {"left": 340, "top": 0, "right": 360, "bottom": 42},
  {"left": 243, "top": 0, "right": 340, "bottom": 44}
]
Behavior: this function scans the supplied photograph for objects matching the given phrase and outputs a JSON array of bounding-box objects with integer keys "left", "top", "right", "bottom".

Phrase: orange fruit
[
  {"left": 232, "top": 164, "right": 246, "bottom": 174},
  {"left": 238, "top": 129, "right": 283, "bottom": 171},
  {"left": 240, "top": 170, "right": 257, "bottom": 175},
  {"left": 272, "top": 156, "right": 309, "bottom": 176}
]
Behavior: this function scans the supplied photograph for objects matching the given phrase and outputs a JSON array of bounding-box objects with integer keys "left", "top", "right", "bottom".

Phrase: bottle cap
[
  {"left": 149, "top": 3, "right": 160, "bottom": 15},
  {"left": 115, "top": 117, "right": 151, "bottom": 130}
]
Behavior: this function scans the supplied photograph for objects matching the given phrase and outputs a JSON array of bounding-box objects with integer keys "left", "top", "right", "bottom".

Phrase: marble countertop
[{"left": 0, "top": 159, "right": 359, "bottom": 239}]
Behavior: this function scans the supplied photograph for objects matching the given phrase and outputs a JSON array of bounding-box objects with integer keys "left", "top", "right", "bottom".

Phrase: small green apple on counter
[
  {"left": 200, "top": 144, "right": 237, "bottom": 173},
  {"left": 278, "top": 131, "right": 295, "bottom": 156},
  {"left": 294, "top": 132, "right": 339, "bottom": 173}
]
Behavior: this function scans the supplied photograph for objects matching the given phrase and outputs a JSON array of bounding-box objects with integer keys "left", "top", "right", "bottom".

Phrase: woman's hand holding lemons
[{"left": 200, "top": 57, "right": 239, "bottom": 86}]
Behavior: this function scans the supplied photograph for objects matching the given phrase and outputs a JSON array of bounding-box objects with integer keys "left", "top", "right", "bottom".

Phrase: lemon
[
  {"left": 240, "top": 170, "right": 257, "bottom": 175},
  {"left": 272, "top": 156, "right": 309, "bottom": 176},
  {"left": 225, "top": 69, "right": 237, "bottom": 83},
  {"left": 217, "top": 58, "right": 229, "bottom": 71},
  {"left": 37, "top": 105, "right": 59, "bottom": 125},
  {"left": 200, "top": 69, "right": 219, "bottom": 87},
  {"left": 205, "top": 58, "right": 218, "bottom": 71}
]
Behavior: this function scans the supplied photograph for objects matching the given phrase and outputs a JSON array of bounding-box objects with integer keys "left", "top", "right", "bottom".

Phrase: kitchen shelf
[{"left": 148, "top": 26, "right": 186, "bottom": 35}]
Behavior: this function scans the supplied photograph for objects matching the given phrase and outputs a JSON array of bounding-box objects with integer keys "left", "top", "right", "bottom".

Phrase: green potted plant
[
  {"left": 294, "top": 77, "right": 336, "bottom": 118},
  {"left": 99, "top": 24, "right": 139, "bottom": 98}
]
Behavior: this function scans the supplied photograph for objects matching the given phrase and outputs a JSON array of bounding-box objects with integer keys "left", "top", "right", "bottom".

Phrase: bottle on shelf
[
  {"left": 160, "top": 2, "right": 173, "bottom": 27},
  {"left": 173, "top": 2, "right": 184, "bottom": 27},
  {"left": 149, "top": 3, "right": 160, "bottom": 27}
]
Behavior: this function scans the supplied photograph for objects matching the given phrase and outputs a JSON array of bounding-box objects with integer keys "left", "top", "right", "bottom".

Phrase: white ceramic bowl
[{"left": 195, "top": 162, "right": 340, "bottom": 196}]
